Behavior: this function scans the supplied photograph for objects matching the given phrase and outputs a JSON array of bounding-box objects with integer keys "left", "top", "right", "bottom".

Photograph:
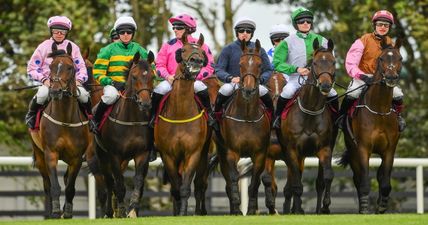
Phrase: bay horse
[
  {"left": 261, "top": 71, "right": 287, "bottom": 214},
  {"left": 88, "top": 51, "right": 155, "bottom": 218},
  {"left": 216, "top": 39, "right": 271, "bottom": 215},
  {"left": 81, "top": 48, "right": 102, "bottom": 105},
  {"left": 29, "top": 44, "right": 93, "bottom": 218},
  {"left": 276, "top": 39, "right": 337, "bottom": 214},
  {"left": 154, "top": 33, "right": 211, "bottom": 216},
  {"left": 339, "top": 38, "right": 402, "bottom": 214}
]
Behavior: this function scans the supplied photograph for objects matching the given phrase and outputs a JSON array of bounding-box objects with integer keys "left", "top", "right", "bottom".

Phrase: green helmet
[{"left": 291, "top": 7, "right": 314, "bottom": 30}]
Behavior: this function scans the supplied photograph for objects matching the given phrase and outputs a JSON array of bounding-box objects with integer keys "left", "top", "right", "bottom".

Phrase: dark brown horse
[
  {"left": 154, "top": 33, "right": 211, "bottom": 216},
  {"left": 216, "top": 39, "right": 271, "bottom": 215},
  {"left": 339, "top": 38, "right": 402, "bottom": 214},
  {"left": 29, "top": 44, "right": 93, "bottom": 218},
  {"left": 261, "top": 71, "right": 287, "bottom": 214},
  {"left": 276, "top": 39, "right": 337, "bottom": 214},
  {"left": 88, "top": 52, "right": 155, "bottom": 218},
  {"left": 81, "top": 49, "right": 102, "bottom": 105}
]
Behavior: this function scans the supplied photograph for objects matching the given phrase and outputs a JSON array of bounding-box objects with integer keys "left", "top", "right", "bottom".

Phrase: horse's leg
[
  {"left": 194, "top": 146, "right": 209, "bottom": 215},
  {"left": 283, "top": 168, "right": 293, "bottom": 214},
  {"left": 219, "top": 148, "right": 242, "bottom": 215},
  {"left": 376, "top": 153, "right": 394, "bottom": 214},
  {"left": 247, "top": 152, "right": 266, "bottom": 215},
  {"left": 316, "top": 146, "right": 333, "bottom": 214},
  {"left": 62, "top": 158, "right": 83, "bottom": 219},
  {"left": 261, "top": 156, "right": 278, "bottom": 215},
  {"left": 104, "top": 173, "right": 115, "bottom": 218},
  {"left": 349, "top": 148, "right": 370, "bottom": 214},
  {"left": 128, "top": 151, "right": 150, "bottom": 218},
  {"left": 111, "top": 157, "right": 127, "bottom": 218},
  {"left": 44, "top": 150, "right": 62, "bottom": 218},
  {"left": 179, "top": 150, "right": 203, "bottom": 216},
  {"left": 285, "top": 150, "right": 304, "bottom": 214},
  {"left": 33, "top": 146, "right": 52, "bottom": 218},
  {"left": 162, "top": 155, "right": 181, "bottom": 216}
]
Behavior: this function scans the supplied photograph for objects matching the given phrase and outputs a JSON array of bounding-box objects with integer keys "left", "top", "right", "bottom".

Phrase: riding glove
[
  {"left": 360, "top": 74, "right": 374, "bottom": 85},
  {"left": 111, "top": 81, "right": 126, "bottom": 91}
]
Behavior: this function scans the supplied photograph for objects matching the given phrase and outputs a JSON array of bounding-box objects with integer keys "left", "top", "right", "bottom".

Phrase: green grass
[{"left": 0, "top": 214, "right": 426, "bottom": 225}]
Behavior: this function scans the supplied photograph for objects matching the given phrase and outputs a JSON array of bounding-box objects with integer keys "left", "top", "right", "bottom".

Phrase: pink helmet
[
  {"left": 372, "top": 10, "right": 394, "bottom": 25},
  {"left": 169, "top": 13, "right": 197, "bottom": 29},
  {"left": 47, "top": 16, "right": 72, "bottom": 30}
]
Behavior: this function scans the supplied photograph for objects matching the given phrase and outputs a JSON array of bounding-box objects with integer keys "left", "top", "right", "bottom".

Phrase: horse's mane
[
  {"left": 123, "top": 58, "right": 151, "bottom": 82},
  {"left": 48, "top": 49, "right": 67, "bottom": 58}
]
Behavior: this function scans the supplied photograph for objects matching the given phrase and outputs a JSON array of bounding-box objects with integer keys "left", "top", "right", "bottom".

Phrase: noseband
[{"left": 49, "top": 58, "right": 77, "bottom": 99}]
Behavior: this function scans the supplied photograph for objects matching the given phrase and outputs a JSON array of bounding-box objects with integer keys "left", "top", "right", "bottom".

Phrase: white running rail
[{"left": 0, "top": 157, "right": 426, "bottom": 218}]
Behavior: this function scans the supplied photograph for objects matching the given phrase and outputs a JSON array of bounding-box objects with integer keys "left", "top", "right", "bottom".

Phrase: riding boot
[
  {"left": 196, "top": 89, "right": 217, "bottom": 130},
  {"left": 92, "top": 101, "right": 109, "bottom": 135},
  {"left": 80, "top": 101, "right": 98, "bottom": 134},
  {"left": 260, "top": 94, "right": 274, "bottom": 126},
  {"left": 214, "top": 93, "right": 229, "bottom": 113},
  {"left": 336, "top": 95, "right": 355, "bottom": 129},
  {"left": 327, "top": 96, "right": 339, "bottom": 122},
  {"left": 273, "top": 96, "right": 289, "bottom": 129},
  {"left": 149, "top": 92, "right": 164, "bottom": 128},
  {"left": 392, "top": 98, "right": 406, "bottom": 132},
  {"left": 25, "top": 97, "right": 44, "bottom": 129}
]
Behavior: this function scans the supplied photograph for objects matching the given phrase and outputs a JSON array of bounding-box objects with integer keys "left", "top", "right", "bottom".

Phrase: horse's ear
[
  {"left": 380, "top": 36, "right": 389, "bottom": 49},
  {"left": 83, "top": 47, "right": 90, "bottom": 59},
  {"left": 147, "top": 51, "right": 155, "bottom": 64},
  {"left": 198, "top": 33, "right": 204, "bottom": 46},
  {"left": 394, "top": 38, "right": 402, "bottom": 49},
  {"left": 240, "top": 39, "right": 246, "bottom": 52},
  {"left": 327, "top": 38, "right": 334, "bottom": 52},
  {"left": 175, "top": 48, "right": 183, "bottom": 63},
  {"left": 255, "top": 39, "right": 261, "bottom": 53},
  {"left": 133, "top": 52, "right": 140, "bottom": 64},
  {"left": 51, "top": 42, "right": 57, "bottom": 52},
  {"left": 202, "top": 51, "right": 208, "bottom": 67},
  {"left": 313, "top": 38, "right": 320, "bottom": 51},
  {"left": 66, "top": 43, "right": 72, "bottom": 55}
]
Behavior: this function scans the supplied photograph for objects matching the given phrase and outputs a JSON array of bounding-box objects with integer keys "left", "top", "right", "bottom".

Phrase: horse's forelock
[
  {"left": 124, "top": 58, "right": 151, "bottom": 82},
  {"left": 48, "top": 49, "right": 67, "bottom": 58}
]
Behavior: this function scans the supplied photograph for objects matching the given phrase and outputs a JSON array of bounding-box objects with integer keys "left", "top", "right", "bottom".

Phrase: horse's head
[
  {"left": 48, "top": 43, "right": 76, "bottom": 100},
  {"left": 310, "top": 38, "right": 336, "bottom": 95},
  {"left": 124, "top": 51, "right": 155, "bottom": 111},
  {"left": 240, "top": 39, "right": 262, "bottom": 100},
  {"left": 376, "top": 38, "right": 402, "bottom": 87},
  {"left": 175, "top": 33, "right": 207, "bottom": 80}
]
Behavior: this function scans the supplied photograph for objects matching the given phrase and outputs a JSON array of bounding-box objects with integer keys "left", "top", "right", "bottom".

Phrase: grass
[{"left": 0, "top": 214, "right": 426, "bottom": 225}]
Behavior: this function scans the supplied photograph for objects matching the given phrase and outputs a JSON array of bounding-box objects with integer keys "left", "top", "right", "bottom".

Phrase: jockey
[
  {"left": 339, "top": 10, "right": 406, "bottom": 132},
  {"left": 110, "top": 28, "right": 119, "bottom": 42},
  {"left": 214, "top": 16, "right": 274, "bottom": 119},
  {"left": 150, "top": 13, "right": 216, "bottom": 128},
  {"left": 272, "top": 7, "right": 339, "bottom": 128},
  {"left": 25, "top": 15, "right": 91, "bottom": 129},
  {"left": 92, "top": 16, "right": 149, "bottom": 134},
  {"left": 267, "top": 24, "right": 289, "bottom": 63}
]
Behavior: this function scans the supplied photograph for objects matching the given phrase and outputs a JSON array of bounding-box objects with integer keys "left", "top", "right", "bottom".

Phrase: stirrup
[
  {"left": 336, "top": 115, "right": 345, "bottom": 129},
  {"left": 148, "top": 116, "right": 156, "bottom": 128},
  {"left": 89, "top": 120, "right": 100, "bottom": 135},
  {"left": 273, "top": 116, "right": 281, "bottom": 129}
]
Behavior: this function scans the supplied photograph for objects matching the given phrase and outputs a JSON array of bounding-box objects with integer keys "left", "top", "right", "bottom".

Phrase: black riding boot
[
  {"left": 149, "top": 92, "right": 164, "bottom": 128},
  {"left": 260, "top": 94, "right": 274, "bottom": 126},
  {"left": 336, "top": 95, "right": 355, "bottom": 129},
  {"left": 327, "top": 96, "right": 339, "bottom": 122},
  {"left": 393, "top": 98, "right": 406, "bottom": 132},
  {"left": 92, "top": 101, "right": 109, "bottom": 135},
  {"left": 273, "top": 96, "right": 289, "bottom": 129},
  {"left": 80, "top": 101, "right": 97, "bottom": 134},
  {"left": 196, "top": 89, "right": 217, "bottom": 130},
  {"left": 25, "top": 97, "right": 44, "bottom": 129},
  {"left": 214, "top": 93, "right": 229, "bottom": 113}
]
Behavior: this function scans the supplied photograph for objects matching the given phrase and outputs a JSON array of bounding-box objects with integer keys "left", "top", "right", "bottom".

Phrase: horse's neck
[
  {"left": 364, "top": 84, "right": 393, "bottom": 112},
  {"left": 115, "top": 97, "right": 149, "bottom": 121},
  {"left": 167, "top": 79, "right": 197, "bottom": 116},
  {"left": 48, "top": 97, "right": 80, "bottom": 120},
  {"left": 230, "top": 90, "right": 260, "bottom": 118},
  {"left": 299, "top": 85, "right": 326, "bottom": 110}
]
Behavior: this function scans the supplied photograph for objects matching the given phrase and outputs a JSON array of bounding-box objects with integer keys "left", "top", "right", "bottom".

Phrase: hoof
[{"left": 127, "top": 209, "right": 137, "bottom": 218}]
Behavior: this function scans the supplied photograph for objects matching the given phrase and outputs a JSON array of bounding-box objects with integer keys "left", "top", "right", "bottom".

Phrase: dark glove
[
  {"left": 360, "top": 74, "right": 374, "bottom": 85},
  {"left": 111, "top": 81, "right": 126, "bottom": 91}
]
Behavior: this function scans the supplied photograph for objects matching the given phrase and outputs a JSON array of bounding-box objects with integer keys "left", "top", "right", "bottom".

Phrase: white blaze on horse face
[
  {"left": 322, "top": 55, "right": 326, "bottom": 60},
  {"left": 57, "top": 61, "right": 63, "bottom": 75},
  {"left": 248, "top": 56, "right": 253, "bottom": 67}
]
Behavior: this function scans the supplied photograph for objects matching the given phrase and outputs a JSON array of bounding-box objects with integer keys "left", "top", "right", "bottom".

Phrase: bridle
[
  {"left": 240, "top": 52, "right": 261, "bottom": 95},
  {"left": 49, "top": 55, "right": 77, "bottom": 100}
]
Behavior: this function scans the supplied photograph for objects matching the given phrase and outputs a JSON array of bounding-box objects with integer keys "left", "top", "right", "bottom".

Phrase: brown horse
[
  {"left": 339, "top": 38, "right": 402, "bottom": 214},
  {"left": 216, "top": 39, "right": 271, "bottom": 215},
  {"left": 82, "top": 49, "right": 102, "bottom": 105},
  {"left": 276, "top": 39, "right": 337, "bottom": 214},
  {"left": 88, "top": 52, "right": 155, "bottom": 218},
  {"left": 154, "top": 33, "right": 211, "bottom": 216},
  {"left": 261, "top": 71, "right": 287, "bottom": 214},
  {"left": 29, "top": 44, "right": 93, "bottom": 218}
]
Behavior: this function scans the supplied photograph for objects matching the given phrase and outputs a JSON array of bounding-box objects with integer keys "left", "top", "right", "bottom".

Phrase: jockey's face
[
  {"left": 173, "top": 26, "right": 186, "bottom": 39},
  {"left": 118, "top": 30, "right": 133, "bottom": 44},
  {"left": 237, "top": 30, "right": 252, "bottom": 42},
  {"left": 374, "top": 21, "right": 390, "bottom": 36},
  {"left": 51, "top": 29, "right": 67, "bottom": 43}
]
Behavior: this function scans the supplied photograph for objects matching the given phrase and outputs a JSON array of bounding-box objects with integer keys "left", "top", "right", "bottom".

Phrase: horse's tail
[{"left": 337, "top": 148, "right": 350, "bottom": 167}]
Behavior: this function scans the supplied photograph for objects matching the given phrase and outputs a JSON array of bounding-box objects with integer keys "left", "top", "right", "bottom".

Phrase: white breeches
[
  {"left": 346, "top": 78, "right": 403, "bottom": 99},
  {"left": 218, "top": 83, "right": 269, "bottom": 96},
  {"left": 101, "top": 85, "right": 120, "bottom": 105},
  {"left": 36, "top": 85, "right": 89, "bottom": 104},
  {"left": 280, "top": 75, "right": 337, "bottom": 99},
  {"left": 153, "top": 80, "right": 207, "bottom": 95}
]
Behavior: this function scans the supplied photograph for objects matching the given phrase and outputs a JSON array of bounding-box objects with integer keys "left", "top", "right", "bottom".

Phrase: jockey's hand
[
  {"left": 231, "top": 77, "right": 240, "bottom": 83},
  {"left": 43, "top": 79, "right": 50, "bottom": 87},
  {"left": 297, "top": 67, "right": 310, "bottom": 76},
  {"left": 166, "top": 75, "right": 175, "bottom": 84},
  {"left": 360, "top": 74, "right": 374, "bottom": 85},
  {"left": 112, "top": 81, "right": 126, "bottom": 91}
]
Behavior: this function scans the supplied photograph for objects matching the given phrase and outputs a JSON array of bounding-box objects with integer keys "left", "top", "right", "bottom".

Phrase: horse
[
  {"left": 87, "top": 51, "right": 155, "bottom": 218},
  {"left": 29, "top": 43, "right": 93, "bottom": 219},
  {"left": 339, "top": 38, "right": 402, "bottom": 214},
  {"left": 81, "top": 48, "right": 102, "bottom": 105},
  {"left": 215, "top": 39, "right": 271, "bottom": 215},
  {"left": 275, "top": 38, "right": 337, "bottom": 214},
  {"left": 261, "top": 71, "right": 287, "bottom": 214},
  {"left": 154, "top": 33, "right": 211, "bottom": 216}
]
